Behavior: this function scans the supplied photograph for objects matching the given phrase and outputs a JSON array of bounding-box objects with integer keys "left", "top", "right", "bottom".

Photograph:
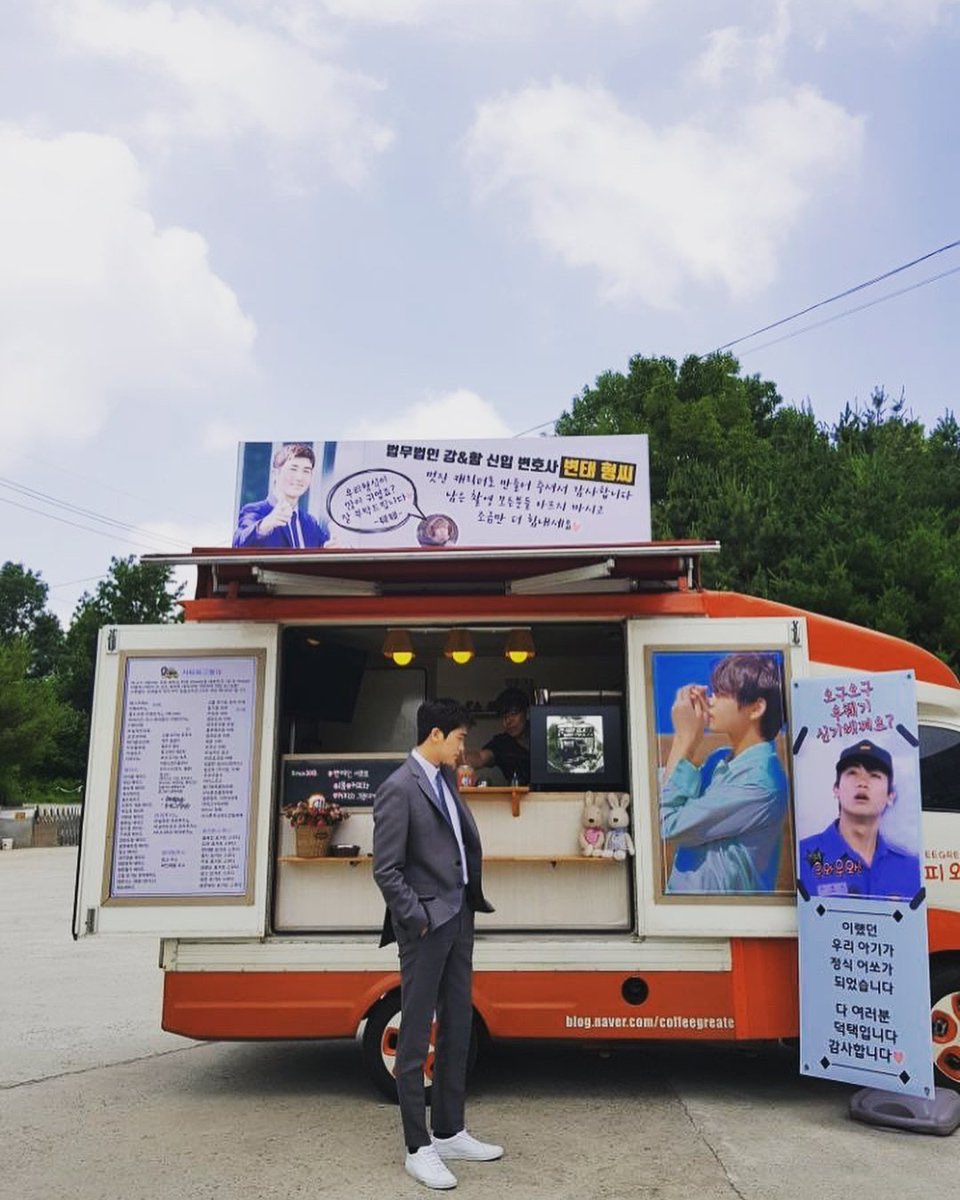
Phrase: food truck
[{"left": 72, "top": 437, "right": 960, "bottom": 1096}]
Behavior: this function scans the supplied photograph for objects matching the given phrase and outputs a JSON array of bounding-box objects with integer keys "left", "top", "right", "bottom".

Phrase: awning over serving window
[{"left": 143, "top": 541, "right": 720, "bottom": 600}]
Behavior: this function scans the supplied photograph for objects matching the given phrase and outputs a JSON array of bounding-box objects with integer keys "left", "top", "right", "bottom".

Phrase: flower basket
[
  {"left": 296, "top": 826, "right": 332, "bottom": 858},
  {"left": 284, "top": 793, "right": 344, "bottom": 859}
]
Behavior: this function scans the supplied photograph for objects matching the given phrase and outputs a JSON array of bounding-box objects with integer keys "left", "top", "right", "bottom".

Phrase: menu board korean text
[{"left": 109, "top": 655, "right": 260, "bottom": 901}]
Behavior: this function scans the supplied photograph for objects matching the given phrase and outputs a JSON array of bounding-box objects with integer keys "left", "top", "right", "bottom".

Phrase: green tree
[
  {"left": 0, "top": 562, "right": 64, "bottom": 678},
  {"left": 773, "top": 394, "right": 960, "bottom": 665},
  {"left": 60, "top": 555, "right": 184, "bottom": 710},
  {"left": 556, "top": 350, "right": 802, "bottom": 573},
  {"left": 0, "top": 639, "right": 72, "bottom": 803},
  {"left": 557, "top": 354, "right": 960, "bottom": 673},
  {"left": 57, "top": 557, "right": 185, "bottom": 776}
]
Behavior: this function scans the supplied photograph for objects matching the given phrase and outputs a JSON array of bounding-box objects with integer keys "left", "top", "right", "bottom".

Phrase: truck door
[
  {"left": 627, "top": 616, "right": 807, "bottom": 938},
  {"left": 73, "top": 622, "right": 279, "bottom": 939}
]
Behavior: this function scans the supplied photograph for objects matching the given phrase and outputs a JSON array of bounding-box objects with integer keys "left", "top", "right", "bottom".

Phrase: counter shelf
[
  {"left": 460, "top": 784, "right": 529, "bottom": 817},
  {"left": 279, "top": 853, "right": 621, "bottom": 865}
]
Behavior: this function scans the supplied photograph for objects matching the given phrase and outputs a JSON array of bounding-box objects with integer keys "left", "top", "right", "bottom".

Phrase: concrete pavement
[{"left": 1, "top": 848, "right": 954, "bottom": 1200}]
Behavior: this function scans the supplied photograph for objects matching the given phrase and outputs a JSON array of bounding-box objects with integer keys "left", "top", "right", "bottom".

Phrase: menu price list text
[{"left": 111, "top": 657, "right": 258, "bottom": 899}]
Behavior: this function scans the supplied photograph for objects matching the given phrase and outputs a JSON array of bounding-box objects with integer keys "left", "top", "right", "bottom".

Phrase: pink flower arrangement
[{"left": 282, "top": 794, "right": 344, "bottom": 829}]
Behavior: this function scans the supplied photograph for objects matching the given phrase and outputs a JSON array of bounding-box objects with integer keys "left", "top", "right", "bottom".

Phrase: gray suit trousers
[{"left": 395, "top": 903, "right": 474, "bottom": 1148}]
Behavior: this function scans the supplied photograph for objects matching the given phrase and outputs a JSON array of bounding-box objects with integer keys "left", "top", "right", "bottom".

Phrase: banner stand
[{"left": 850, "top": 1086, "right": 960, "bottom": 1136}]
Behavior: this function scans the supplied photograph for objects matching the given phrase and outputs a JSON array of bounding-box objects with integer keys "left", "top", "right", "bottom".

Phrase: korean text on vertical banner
[{"left": 791, "top": 672, "right": 930, "bottom": 1098}]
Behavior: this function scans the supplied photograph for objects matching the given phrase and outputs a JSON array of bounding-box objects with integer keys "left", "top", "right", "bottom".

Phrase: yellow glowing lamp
[
  {"left": 504, "top": 628, "right": 535, "bottom": 665},
  {"left": 444, "top": 629, "right": 475, "bottom": 665},
  {"left": 382, "top": 629, "right": 415, "bottom": 667}
]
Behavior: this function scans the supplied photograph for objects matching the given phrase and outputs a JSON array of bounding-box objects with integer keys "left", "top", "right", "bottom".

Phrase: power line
[
  {"left": 506, "top": 240, "right": 960, "bottom": 435},
  {"left": 712, "top": 236, "right": 960, "bottom": 355},
  {"left": 47, "top": 573, "right": 111, "bottom": 591},
  {"left": 0, "top": 476, "right": 187, "bottom": 550},
  {"left": 0, "top": 494, "right": 177, "bottom": 554},
  {"left": 737, "top": 262, "right": 960, "bottom": 357},
  {"left": 513, "top": 419, "right": 557, "bottom": 437}
]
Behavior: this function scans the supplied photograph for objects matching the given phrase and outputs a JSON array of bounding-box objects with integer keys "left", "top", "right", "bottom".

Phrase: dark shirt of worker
[{"left": 464, "top": 688, "right": 531, "bottom": 786}]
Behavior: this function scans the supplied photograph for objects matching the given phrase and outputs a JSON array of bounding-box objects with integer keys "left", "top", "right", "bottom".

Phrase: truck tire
[
  {"left": 931, "top": 961, "right": 960, "bottom": 1090},
  {"left": 360, "top": 991, "right": 479, "bottom": 1103}
]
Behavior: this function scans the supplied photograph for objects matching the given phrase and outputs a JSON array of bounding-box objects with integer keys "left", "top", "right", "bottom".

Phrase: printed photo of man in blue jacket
[{"left": 658, "top": 652, "right": 789, "bottom": 895}]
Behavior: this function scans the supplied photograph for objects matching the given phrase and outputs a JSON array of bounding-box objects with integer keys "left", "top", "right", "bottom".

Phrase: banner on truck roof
[
  {"left": 232, "top": 436, "right": 650, "bottom": 551},
  {"left": 791, "top": 672, "right": 931, "bottom": 1099}
]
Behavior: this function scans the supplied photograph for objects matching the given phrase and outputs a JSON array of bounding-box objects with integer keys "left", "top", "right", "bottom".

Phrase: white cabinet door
[
  {"left": 73, "top": 622, "right": 278, "bottom": 938},
  {"left": 628, "top": 616, "right": 807, "bottom": 938}
]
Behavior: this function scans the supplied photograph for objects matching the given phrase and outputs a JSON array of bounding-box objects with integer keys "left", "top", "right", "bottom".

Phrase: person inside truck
[
  {"left": 232, "top": 442, "right": 330, "bottom": 549},
  {"left": 659, "top": 652, "right": 788, "bottom": 894},
  {"left": 797, "top": 739, "right": 921, "bottom": 900},
  {"left": 462, "top": 687, "right": 531, "bottom": 786}
]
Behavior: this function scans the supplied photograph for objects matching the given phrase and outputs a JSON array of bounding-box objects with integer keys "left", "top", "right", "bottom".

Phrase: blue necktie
[
  {"left": 436, "top": 770, "right": 468, "bottom": 884},
  {"left": 291, "top": 509, "right": 303, "bottom": 549},
  {"left": 434, "top": 772, "right": 452, "bottom": 825}
]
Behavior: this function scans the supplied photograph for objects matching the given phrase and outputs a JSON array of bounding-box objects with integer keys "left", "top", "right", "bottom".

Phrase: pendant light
[
  {"left": 382, "top": 629, "right": 415, "bottom": 667},
  {"left": 504, "top": 628, "right": 536, "bottom": 665},
  {"left": 443, "top": 629, "right": 475, "bottom": 665}
]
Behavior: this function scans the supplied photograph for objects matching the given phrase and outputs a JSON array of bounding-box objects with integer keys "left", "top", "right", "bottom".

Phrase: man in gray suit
[{"left": 373, "top": 698, "right": 502, "bottom": 1190}]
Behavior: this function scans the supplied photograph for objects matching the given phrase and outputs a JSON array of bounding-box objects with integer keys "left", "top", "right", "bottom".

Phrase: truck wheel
[
  {"left": 360, "top": 992, "right": 479, "bottom": 1103},
  {"left": 931, "top": 962, "right": 960, "bottom": 1089}
]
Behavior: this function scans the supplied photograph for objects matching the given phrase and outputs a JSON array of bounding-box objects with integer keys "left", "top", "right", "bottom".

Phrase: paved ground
[{"left": 1, "top": 848, "right": 955, "bottom": 1200}]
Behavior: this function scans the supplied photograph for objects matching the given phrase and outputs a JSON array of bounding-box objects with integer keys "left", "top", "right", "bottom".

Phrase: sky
[{"left": 1, "top": 0, "right": 958, "bottom": 623}]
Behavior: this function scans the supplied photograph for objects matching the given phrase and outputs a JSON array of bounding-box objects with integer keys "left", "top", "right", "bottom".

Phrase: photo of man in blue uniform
[
  {"left": 658, "top": 652, "right": 789, "bottom": 895},
  {"left": 233, "top": 442, "right": 330, "bottom": 549},
  {"left": 798, "top": 739, "right": 921, "bottom": 900}
]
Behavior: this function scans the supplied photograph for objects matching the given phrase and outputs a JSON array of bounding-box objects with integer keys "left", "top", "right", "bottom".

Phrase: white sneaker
[
  {"left": 405, "top": 1144, "right": 458, "bottom": 1190},
  {"left": 432, "top": 1130, "right": 504, "bottom": 1162}
]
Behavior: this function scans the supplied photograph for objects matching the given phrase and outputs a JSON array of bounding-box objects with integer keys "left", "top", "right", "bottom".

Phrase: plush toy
[
  {"left": 578, "top": 791, "right": 606, "bottom": 857},
  {"left": 603, "top": 793, "right": 635, "bottom": 860}
]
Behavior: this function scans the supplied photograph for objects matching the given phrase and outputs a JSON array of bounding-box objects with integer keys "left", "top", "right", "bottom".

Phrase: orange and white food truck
[{"left": 72, "top": 537, "right": 960, "bottom": 1095}]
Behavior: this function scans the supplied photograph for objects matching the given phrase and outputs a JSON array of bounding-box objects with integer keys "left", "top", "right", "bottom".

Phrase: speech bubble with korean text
[{"left": 326, "top": 469, "right": 425, "bottom": 533}]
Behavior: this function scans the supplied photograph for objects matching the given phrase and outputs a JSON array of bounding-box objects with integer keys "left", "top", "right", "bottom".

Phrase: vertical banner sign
[
  {"left": 109, "top": 655, "right": 259, "bottom": 902},
  {"left": 792, "top": 672, "right": 931, "bottom": 1098}
]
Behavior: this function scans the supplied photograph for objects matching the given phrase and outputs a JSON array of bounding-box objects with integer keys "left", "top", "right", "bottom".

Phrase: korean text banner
[
  {"left": 791, "top": 672, "right": 931, "bottom": 1099},
  {"left": 232, "top": 436, "right": 650, "bottom": 551}
]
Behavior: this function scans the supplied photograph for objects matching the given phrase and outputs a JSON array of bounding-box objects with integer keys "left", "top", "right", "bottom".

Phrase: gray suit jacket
[{"left": 372, "top": 755, "right": 494, "bottom": 947}]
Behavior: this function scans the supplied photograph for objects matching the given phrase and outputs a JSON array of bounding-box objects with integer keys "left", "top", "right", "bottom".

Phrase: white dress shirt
[{"left": 412, "top": 748, "right": 468, "bottom": 884}]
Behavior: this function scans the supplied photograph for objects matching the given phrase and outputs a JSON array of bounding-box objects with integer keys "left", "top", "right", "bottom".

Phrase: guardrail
[{"left": 32, "top": 805, "right": 82, "bottom": 847}]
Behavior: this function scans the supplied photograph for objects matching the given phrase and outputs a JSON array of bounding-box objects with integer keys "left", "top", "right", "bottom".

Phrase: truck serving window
[{"left": 919, "top": 724, "right": 960, "bottom": 813}]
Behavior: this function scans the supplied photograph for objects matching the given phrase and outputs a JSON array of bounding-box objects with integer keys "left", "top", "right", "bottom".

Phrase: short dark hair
[
  {"left": 416, "top": 698, "right": 473, "bottom": 744},
  {"left": 494, "top": 687, "right": 530, "bottom": 717},
  {"left": 710, "top": 653, "right": 784, "bottom": 742},
  {"left": 273, "top": 442, "right": 315, "bottom": 470}
]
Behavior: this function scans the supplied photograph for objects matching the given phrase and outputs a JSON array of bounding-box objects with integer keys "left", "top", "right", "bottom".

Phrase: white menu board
[{"left": 108, "top": 654, "right": 260, "bottom": 902}]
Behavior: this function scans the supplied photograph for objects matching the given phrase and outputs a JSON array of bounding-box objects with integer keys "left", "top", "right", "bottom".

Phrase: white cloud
[
  {"left": 694, "top": 3, "right": 791, "bottom": 85},
  {"left": 202, "top": 418, "right": 276, "bottom": 454},
  {"left": 842, "top": 0, "right": 959, "bottom": 25},
  {"left": 344, "top": 389, "right": 514, "bottom": 438},
  {"left": 790, "top": 0, "right": 960, "bottom": 43},
  {"left": 0, "top": 128, "right": 256, "bottom": 467},
  {"left": 464, "top": 80, "right": 863, "bottom": 307},
  {"left": 202, "top": 389, "right": 514, "bottom": 453},
  {"left": 46, "top": 0, "right": 392, "bottom": 183},
  {"left": 315, "top": 0, "right": 654, "bottom": 32}
]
